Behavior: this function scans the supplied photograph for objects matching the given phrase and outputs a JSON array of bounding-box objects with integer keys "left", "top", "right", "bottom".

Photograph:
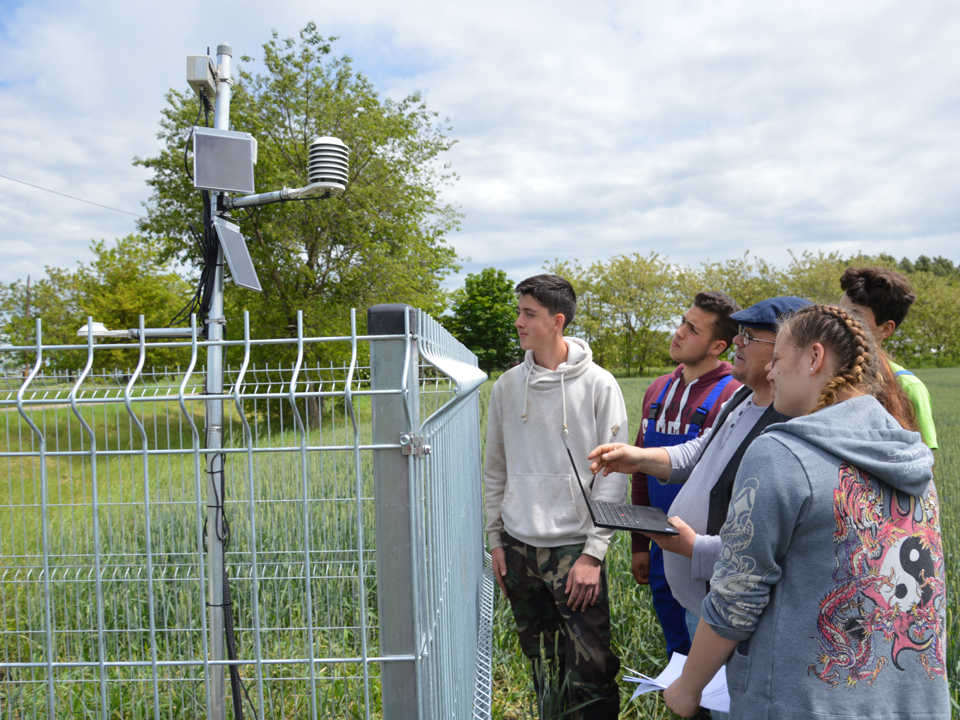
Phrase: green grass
[{"left": 487, "top": 368, "right": 960, "bottom": 719}]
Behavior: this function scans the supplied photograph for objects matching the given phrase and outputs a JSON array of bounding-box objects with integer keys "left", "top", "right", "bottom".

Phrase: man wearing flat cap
[{"left": 589, "top": 296, "right": 811, "bottom": 720}]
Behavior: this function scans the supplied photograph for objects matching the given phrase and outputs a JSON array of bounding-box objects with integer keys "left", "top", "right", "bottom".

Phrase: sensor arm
[{"left": 222, "top": 181, "right": 340, "bottom": 209}]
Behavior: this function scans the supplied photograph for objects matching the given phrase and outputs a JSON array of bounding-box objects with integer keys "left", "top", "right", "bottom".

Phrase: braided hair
[{"left": 778, "top": 304, "right": 878, "bottom": 412}]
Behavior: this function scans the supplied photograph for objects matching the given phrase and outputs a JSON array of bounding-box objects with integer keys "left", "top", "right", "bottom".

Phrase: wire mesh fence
[{"left": 0, "top": 307, "right": 492, "bottom": 719}]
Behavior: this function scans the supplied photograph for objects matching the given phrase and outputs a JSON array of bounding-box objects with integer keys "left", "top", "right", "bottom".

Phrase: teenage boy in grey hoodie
[{"left": 484, "top": 274, "right": 629, "bottom": 719}]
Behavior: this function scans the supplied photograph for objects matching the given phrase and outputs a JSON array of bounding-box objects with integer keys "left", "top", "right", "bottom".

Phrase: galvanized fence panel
[
  {"left": 0, "top": 307, "right": 492, "bottom": 719},
  {"left": 415, "top": 310, "right": 494, "bottom": 720}
]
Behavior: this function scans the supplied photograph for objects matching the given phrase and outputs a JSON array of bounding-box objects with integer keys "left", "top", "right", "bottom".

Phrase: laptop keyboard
[{"left": 592, "top": 501, "right": 674, "bottom": 533}]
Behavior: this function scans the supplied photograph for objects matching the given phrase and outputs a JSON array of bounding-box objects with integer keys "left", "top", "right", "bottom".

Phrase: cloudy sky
[{"left": 2, "top": 0, "right": 959, "bottom": 292}]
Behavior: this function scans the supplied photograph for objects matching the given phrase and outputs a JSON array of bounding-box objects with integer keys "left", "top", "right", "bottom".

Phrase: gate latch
[{"left": 400, "top": 433, "right": 431, "bottom": 458}]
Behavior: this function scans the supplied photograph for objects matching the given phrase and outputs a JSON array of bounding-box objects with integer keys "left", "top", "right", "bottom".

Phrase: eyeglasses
[{"left": 738, "top": 326, "right": 776, "bottom": 346}]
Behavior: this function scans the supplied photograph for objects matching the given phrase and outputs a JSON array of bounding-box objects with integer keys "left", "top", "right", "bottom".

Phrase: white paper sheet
[{"left": 622, "top": 654, "right": 730, "bottom": 713}]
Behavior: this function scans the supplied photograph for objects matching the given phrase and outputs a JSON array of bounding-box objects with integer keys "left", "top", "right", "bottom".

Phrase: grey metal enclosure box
[{"left": 193, "top": 126, "right": 257, "bottom": 194}]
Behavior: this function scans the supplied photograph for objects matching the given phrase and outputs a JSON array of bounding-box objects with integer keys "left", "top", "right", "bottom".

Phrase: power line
[{"left": 0, "top": 172, "right": 145, "bottom": 218}]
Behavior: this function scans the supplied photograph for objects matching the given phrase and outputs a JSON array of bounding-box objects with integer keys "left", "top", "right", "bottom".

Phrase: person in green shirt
[{"left": 839, "top": 266, "right": 938, "bottom": 449}]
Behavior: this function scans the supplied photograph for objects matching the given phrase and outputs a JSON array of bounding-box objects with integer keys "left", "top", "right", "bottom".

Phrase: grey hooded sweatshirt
[
  {"left": 484, "top": 337, "right": 629, "bottom": 560},
  {"left": 703, "top": 395, "right": 948, "bottom": 720}
]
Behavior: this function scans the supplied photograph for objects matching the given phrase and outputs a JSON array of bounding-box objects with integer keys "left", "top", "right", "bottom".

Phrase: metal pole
[
  {"left": 369, "top": 304, "right": 422, "bottom": 719},
  {"left": 206, "top": 40, "right": 233, "bottom": 720}
]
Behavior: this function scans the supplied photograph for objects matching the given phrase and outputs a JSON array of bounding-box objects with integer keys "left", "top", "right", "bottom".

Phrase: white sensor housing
[{"left": 306, "top": 137, "right": 349, "bottom": 195}]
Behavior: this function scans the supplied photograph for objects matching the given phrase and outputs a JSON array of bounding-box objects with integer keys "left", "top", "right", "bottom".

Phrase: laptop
[{"left": 561, "top": 433, "right": 679, "bottom": 535}]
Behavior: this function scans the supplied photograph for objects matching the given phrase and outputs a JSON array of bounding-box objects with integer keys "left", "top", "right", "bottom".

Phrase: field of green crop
[
  {"left": 1, "top": 365, "right": 956, "bottom": 719},
  {"left": 486, "top": 367, "right": 960, "bottom": 719},
  {"left": 0, "top": 374, "right": 391, "bottom": 719}
]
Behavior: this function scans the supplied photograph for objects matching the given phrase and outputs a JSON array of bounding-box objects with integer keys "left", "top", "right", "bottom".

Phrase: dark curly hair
[{"left": 840, "top": 266, "right": 916, "bottom": 329}]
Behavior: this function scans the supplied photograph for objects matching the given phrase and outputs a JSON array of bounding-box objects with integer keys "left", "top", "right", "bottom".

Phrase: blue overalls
[{"left": 644, "top": 374, "right": 733, "bottom": 657}]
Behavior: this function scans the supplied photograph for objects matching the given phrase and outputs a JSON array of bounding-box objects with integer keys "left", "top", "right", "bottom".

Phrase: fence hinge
[{"left": 399, "top": 433, "right": 431, "bottom": 458}]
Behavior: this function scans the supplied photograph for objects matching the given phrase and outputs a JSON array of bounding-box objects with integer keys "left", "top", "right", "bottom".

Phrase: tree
[
  {"left": 0, "top": 270, "right": 80, "bottom": 372},
  {"left": 0, "top": 235, "right": 193, "bottom": 372},
  {"left": 591, "top": 253, "right": 682, "bottom": 376},
  {"left": 545, "top": 259, "right": 621, "bottom": 369},
  {"left": 135, "top": 24, "right": 461, "bottom": 368},
  {"left": 445, "top": 268, "right": 519, "bottom": 374},
  {"left": 687, "top": 252, "right": 782, "bottom": 311},
  {"left": 890, "top": 271, "right": 960, "bottom": 367},
  {"left": 904, "top": 255, "right": 958, "bottom": 277}
]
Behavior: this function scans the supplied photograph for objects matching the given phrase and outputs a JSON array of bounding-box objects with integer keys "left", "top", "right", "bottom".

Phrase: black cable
[
  {"left": 169, "top": 206, "right": 215, "bottom": 334},
  {"left": 220, "top": 552, "right": 260, "bottom": 720},
  {"left": 203, "top": 448, "right": 258, "bottom": 720},
  {"left": 183, "top": 97, "right": 206, "bottom": 180},
  {"left": 168, "top": 222, "right": 206, "bottom": 329},
  {"left": 172, "top": 92, "right": 216, "bottom": 333},
  {"left": 172, "top": 190, "right": 220, "bottom": 338},
  {"left": 222, "top": 557, "right": 245, "bottom": 720}
]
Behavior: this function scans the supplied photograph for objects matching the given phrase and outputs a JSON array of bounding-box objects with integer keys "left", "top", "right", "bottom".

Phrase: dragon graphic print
[{"left": 808, "top": 462, "right": 945, "bottom": 688}]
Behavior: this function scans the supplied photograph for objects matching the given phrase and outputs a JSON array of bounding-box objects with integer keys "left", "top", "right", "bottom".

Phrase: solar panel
[{"left": 213, "top": 217, "right": 261, "bottom": 292}]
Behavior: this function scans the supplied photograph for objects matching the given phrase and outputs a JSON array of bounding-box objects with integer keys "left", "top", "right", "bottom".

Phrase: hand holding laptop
[{"left": 637, "top": 516, "right": 696, "bottom": 558}]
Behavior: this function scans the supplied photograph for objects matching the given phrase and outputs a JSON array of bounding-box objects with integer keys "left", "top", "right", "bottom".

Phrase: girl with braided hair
[{"left": 665, "top": 304, "right": 947, "bottom": 719}]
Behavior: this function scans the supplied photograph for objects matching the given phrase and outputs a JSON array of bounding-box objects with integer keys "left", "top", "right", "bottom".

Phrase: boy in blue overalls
[{"left": 630, "top": 291, "right": 741, "bottom": 658}]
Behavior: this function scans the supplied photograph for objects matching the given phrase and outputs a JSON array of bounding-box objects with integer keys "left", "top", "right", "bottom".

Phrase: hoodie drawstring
[
  {"left": 521, "top": 367, "right": 530, "bottom": 422},
  {"left": 561, "top": 372, "right": 568, "bottom": 433},
  {"left": 656, "top": 377, "right": 697, "bottom": 434},
  {"left": 520, "top": 362, "right": 569, "bottom": 434}
]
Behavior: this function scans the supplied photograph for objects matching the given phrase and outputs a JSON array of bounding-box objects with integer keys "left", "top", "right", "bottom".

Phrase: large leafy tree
[
  {"left": 445, "top": 268, "right": 520, "bottom": 374},
  {"left": 688, "top": 252, "right": 781, "bottom": 310},
  {"left": 135, "top": 24, "right": 461, "bottom": 365},
  {"left": 594, "top": 253, "right": 682, "bottom": 376},
  {"left": 899, "top": 255, "right": 959, "bottom": 277},
  {"left": 887, "top": 271, "right": 960, "bottom": 367}
]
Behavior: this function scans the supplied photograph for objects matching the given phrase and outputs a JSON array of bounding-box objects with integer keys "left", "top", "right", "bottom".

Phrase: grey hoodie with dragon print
[{"left": 702, "top": 394, "right": 947, "bottom": 720}]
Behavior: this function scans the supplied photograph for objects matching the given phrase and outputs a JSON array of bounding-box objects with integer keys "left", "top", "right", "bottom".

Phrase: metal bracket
[{"left": 399, "top": 433, "right": 431, "bottom": 458}]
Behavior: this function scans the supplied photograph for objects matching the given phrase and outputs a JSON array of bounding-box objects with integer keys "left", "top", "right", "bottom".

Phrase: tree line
[
  {"left": 447, "top": 252, "right": 960, "bottom": 374},
  {"left": 3, "top": 236, "right": 957, "bottom": 377}
]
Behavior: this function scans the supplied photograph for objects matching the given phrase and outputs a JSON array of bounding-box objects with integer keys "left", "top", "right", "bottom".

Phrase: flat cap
[{"left": 730, "top": 296, "right": 812, "bottom": 332}]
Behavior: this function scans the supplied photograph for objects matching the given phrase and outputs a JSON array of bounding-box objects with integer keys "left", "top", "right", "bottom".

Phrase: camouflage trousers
[{"left": 501, "top": 532, "right": 620, "bottom": 719}]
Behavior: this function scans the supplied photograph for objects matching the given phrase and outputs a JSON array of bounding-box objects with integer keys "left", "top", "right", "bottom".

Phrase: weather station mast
[
  {"left": 73, "top": 39, "right": 347, "bottom": 720},
  {"left": 176, "top": 43, "right": 349, "bottom": 720}
]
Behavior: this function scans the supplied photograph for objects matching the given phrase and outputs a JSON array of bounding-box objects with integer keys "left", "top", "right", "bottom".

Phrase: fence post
[{"left": 369, "top": 304, "right": 423, "bottom": 719}]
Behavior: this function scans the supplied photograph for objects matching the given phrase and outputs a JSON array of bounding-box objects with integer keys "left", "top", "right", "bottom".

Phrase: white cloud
[{"left": 1, "top": 0, "right": 958, "bottom": 297}]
